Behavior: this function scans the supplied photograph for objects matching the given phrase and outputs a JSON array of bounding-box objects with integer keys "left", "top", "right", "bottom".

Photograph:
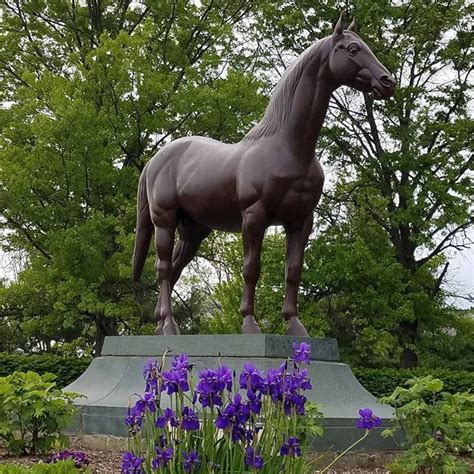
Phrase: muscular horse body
[{"left": 132, "top": 15, "right": 396, "bottom": 336}]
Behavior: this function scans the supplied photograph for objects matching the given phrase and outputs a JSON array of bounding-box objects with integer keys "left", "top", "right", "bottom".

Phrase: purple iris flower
[
  {"left": 291, "top": 368, "right": 312, "bottom": 391},
  {"left": 143, "top": 359, "right": 159, "bottom": 393},
  {"left": 215, "top": 408, "right": 231, "bottom": 429},
  {"left": 156, "top": 407, "right": 178, "bottom": 428},
  {"left": 245, "top": 428, "right": 255, "bottom": 442},
  {"left": 263, "top": 359, "right": 312, "bottom": 415},
  {"left": 143, "top": 358, "right": 157, "bottom": 379},
  {"left": 162, "top": 368, "right": 190, "bottom": 394},
  {"left": 181, "top": 406, "right": 200, "bottom": 431},
  {"left": 357, "top": 408, "right": 381, "bottom": 430},
  {"left": 183, "top": 450, "right": 200, "bottom": 472},
  {"left": 215, "top": 393, "right": 251, "bottom": 431},
  {"left": 246, "top": 389, "right": 262, "bottom": 414},
  {"left": 50, "top": 450, "right": 89, "bottom": 468},
  {"left": 216, "top": 365, "right": 233, "bottom": 391},
  {"left": 156, "top": 434, "right": 167, "bottom": 448},
  {"left": 263, "top": 367, "right": 284, "bottom": 402},
  {"left": 197, "top": 390, "right": 221, "bottom": 408},
  {"left": 233, "top": 393, "right": 251, "bottom": 424},
  {"left": 125, "top": 405, "right": 143, "bottom": 432},
  {"left": 284, "top": 393, "right": 307, "bottom": 416},
  {"left": 196, "top": 368, "right": 226, "bottom": 407},
  {"left": 197, "top": 368, "right": 217, "bottom": 392},
  {"left": 244, "top": 446, "right": 264, "bottom": 470},
  {"left": 172, "top": 354, "right": 193, "bottom": 372},
  {"left": 293, "top": 341, "right": 311, "bottom": 364},
  {"left": 280, "top": 437, "right": 302, "bottom": 457},
  {"left": 152, "top": 447, "right": 174, "bottom": 469},
  {"left": 239, "top": 362, "right": 264, "bottom": 392},
  {"left": 121, "top": 452, "right": 144, "bottom": 473},
  {"left": 231, "top": 424, "right": 246, "bottom": 442},
  {"left": 134, "top": 392, "right": 156, "bottom": 414}
]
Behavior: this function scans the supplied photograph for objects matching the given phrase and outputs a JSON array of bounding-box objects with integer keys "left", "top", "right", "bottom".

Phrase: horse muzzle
[{"left": 372, "top": 74, "right": 396, "bottom": 100}]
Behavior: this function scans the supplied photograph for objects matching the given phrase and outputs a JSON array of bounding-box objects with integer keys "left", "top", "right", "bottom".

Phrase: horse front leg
[
  {"left": 240, "top": 202, "right": 266, "bottom": 334},
  {"left": 283, "top": 215, "right": 312, "bottom": 336}
]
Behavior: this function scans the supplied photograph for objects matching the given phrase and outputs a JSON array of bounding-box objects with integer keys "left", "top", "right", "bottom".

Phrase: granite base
[{"left": 64, "top": 335, "right": 400, "bottom": 451}]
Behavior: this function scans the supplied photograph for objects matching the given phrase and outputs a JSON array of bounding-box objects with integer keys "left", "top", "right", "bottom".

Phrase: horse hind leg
[
  {"left": 155, "top": 218, "right": 211, "bottom": 335},
  {"left": 153, "top": 212, "right": 180, "bottom": 336},
  {"left": 171, "top": 222, "right": 211, "bottom": 288}
]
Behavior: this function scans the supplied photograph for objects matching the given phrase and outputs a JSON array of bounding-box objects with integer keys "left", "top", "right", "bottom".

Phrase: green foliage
[
  {"left": 381, "top": 376, "right": 474, "bottom": 473},
  {"left": 0, "top": 371, "right": 81, "bottom": 455},
  {"left": 353, "top": 367, "right": 474, "bottom": 398},
  {"left": 0, "top": 353, "right": 91, "bottom": 388},
  {"left": 0, "top": 0, "right": 266, "bottom": 355},
  {"left": 418, "top": 312, "right": 474, "bottom": 371},
  {"left": 298, "top": 401, "right": 325, "bottom": 440},
  {"left": 0, "top": 460, "right": 87, "bottom": 474},
  {"left": 0, "top": 0, "right": 472, "bottom": 370},
  {"left": 203, "top": 232, "right": 329, "bottom": 336}
]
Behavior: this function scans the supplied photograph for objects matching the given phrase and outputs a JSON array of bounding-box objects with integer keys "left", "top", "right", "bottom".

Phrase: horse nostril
[{"left": 380, "top": 75, "right": 395, "bottom": 88}]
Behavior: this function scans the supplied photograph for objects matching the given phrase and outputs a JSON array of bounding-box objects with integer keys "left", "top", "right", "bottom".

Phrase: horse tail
[{"left": 132, "top": 166, "right": 153, "bottom": 282}]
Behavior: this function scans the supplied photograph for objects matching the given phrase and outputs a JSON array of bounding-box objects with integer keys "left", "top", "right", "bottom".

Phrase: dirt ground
[{"left": 0, "top": 435, "right": 399, "bottom": 473}]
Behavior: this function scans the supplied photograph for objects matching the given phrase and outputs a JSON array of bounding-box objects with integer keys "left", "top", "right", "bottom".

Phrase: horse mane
[{"left": 243, "top": 38, "right": 329, "bottom": 142}]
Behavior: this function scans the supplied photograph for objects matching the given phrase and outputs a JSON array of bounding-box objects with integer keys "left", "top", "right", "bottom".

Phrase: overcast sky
[{"left": 444, "top": 227, "right": 474, "bottom": 309}]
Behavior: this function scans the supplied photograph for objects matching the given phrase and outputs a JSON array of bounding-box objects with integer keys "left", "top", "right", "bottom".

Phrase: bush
[
  {"left": 0, "top": 371, "right": 82, "bottom": 454},
  {"left": 0, "top": 353, "right": 91, "bottom": 388},
  {"left": 353, "top": 367, "right": 474, "bottom": 398},
  {"left": 0, "top": 460, "right": 88, "bottom": 473},
  {"left": 381, "top": 376, "right": 473, "bottom": 473}
]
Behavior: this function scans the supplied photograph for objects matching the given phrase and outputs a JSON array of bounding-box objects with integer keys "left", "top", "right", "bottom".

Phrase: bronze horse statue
[{"left": 132, "top": 15, "right": 396, "bottom": 336}]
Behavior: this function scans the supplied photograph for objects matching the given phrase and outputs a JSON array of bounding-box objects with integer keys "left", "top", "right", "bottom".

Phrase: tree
[
  {"left": 2, "top": 0, "right": 471, "bottom": 367},
  {"left": 316, "top": 0, "right": 473, "bottom": 367},
  {"left": 207, "top": 0, "right": 473, "bottom": 367},
  {"left": 0, "top": 0, "right": 266, "bottom": 355}
]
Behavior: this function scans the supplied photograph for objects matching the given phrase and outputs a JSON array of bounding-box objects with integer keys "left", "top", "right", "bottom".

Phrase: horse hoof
[
  {"left": 154, "top": 320, "right": 164, "bottom": 336},
  {"left": 162, "top": 317, "right": 181, "bottom": 335},
  {"left": 241, "top": 315, "right": 262, "bottom": 334},
  {"left": 287, "top": 317, "right": 309, "bottom": 337}
]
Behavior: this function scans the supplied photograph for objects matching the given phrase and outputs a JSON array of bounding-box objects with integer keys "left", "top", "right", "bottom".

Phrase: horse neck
[{"left": 281, "top": 45, "right": 334, "bottom": 159}]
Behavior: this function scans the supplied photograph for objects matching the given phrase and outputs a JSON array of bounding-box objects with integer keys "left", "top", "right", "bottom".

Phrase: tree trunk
[
  {"left": 95, "top": 329, "right": 106, "bottom": 358},
  {"left": 94, "top": 315, "right": 115, "bottom": 357},
  {"left": 398, "top": 320, "right": 419, "bottom": 368}
]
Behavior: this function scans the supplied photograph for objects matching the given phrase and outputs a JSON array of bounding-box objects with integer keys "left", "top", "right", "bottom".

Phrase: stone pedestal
[{"left": 64, "top": 335, "right": 399, "bottom": 451}]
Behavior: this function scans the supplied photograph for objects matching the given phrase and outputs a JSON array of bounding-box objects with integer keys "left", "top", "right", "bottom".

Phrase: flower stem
[{"left": 320, "top": 430, "right": 370, "bottom": 473}]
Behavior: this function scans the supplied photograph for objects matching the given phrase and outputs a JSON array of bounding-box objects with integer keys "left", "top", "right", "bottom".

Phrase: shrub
[
  {"left": 0, "top": 353, "right": 91, "bottom": 388},
  {"left": 381, "top": 376, "right": 474, "bottom": 473},
  {"left": 353, "top": 367, "right": 474, "bottom": 398},
  {"left": 0, "top": 460, "right": 88, "bottom": 473},
  {"left": 0, "top": 371, "right": 82, "bottom": 455}
]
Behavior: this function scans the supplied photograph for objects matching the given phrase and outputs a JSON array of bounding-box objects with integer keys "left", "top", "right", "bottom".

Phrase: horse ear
[
  {"left": 347, "top": 18, "right": 357, "bottom": 32},
  {"left": 333, "top": 12, "right": 345, "bottom": 37}
]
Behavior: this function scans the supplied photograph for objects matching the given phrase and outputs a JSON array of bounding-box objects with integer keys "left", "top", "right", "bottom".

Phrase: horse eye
[{"left": 347, "top": 43, "right": 360, "bottom": 56}]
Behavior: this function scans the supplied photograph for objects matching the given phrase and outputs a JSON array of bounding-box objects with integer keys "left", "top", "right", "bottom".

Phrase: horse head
[{"left": 328, "top": 14, "right": 396, "bottom": 100}]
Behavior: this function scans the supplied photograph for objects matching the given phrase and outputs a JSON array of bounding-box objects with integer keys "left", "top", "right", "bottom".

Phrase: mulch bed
[{"left": 0, "top": 443, "right": 396, "bottom": 473}]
